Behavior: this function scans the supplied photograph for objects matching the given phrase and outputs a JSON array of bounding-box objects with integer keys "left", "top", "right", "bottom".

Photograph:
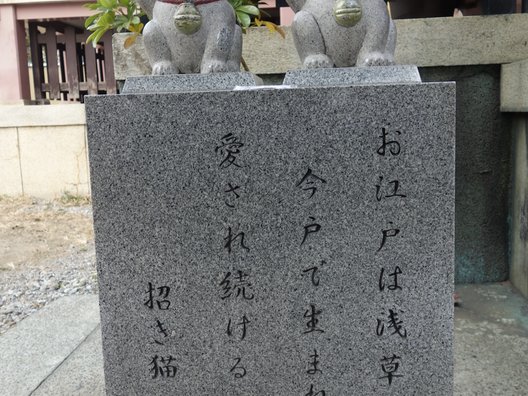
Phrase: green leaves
[
  {"left": 238, "top": 5, "right": 259, "bottom": 15},
  {"left": 84, "top": 0, "right": 145, "bottom": 47},
  {"left": 99, "top": 0, "right": 118, "bottom": 9},
  {"left": 235, "top": 11, "right": 251, "bottom": 27},
  {"left": 86, "top": 28, "right": 106, "bottom": 46},
  {"left": 84, "top": 14, "right": 99, "bottom": 28},
  {"left": 229, "top": 0, "right": 261, "bottom": 28}
]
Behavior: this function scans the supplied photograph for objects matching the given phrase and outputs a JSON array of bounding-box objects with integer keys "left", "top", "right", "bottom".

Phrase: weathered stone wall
[
  {"left": 510, "top": 115, "right": 528, "bottom": 297},
  {"left": 502, "top": 59, "right": 528, "bottom": 298},
  {"left": 420, "top": 66, "right": 512, "bottom": 284}
]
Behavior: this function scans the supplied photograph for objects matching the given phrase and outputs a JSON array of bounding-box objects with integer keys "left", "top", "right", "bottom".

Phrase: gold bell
[
  {"left": 333, "top": 0, "right": 362, "bottom": 28},
  {"left": 174, "top": 1, "right": 202, "bottom": 35}
]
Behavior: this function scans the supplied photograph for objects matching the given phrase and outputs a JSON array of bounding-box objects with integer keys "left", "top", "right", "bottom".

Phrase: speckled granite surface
[{"left": 86, "top": 80, "right": 455, "bottom": 395}]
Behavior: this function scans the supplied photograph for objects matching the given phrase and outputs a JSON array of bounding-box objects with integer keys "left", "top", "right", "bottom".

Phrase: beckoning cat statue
[
  {"left": 286, "top": 0, "right": 396, "bottom": 68},
  {"left": 137, "top": 0, "right": 242, "bottom": 74}
]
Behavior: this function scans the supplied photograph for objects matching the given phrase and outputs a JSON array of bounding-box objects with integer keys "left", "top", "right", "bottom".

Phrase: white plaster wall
[
  {"left": 0, "top": 104, "right": 90, "bottom": 199},
  {"left": 0, "top": 127, "right": 23, "bottom": 195}
]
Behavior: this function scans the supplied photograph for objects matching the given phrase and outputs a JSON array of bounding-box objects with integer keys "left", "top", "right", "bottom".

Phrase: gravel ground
[
  {"left": 0, "top": 199, "right": 97, "bottom": 335},
  {"left": 0, "top": 243, "right": 97, "bottom": 335}
]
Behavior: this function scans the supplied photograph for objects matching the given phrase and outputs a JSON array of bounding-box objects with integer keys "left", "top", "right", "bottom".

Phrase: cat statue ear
[
  {"left": 286, "top": 0, "right": 396, "bottom": 68},
  {"left": 137, "top": 0, "right": 242, "bottom": 74}
]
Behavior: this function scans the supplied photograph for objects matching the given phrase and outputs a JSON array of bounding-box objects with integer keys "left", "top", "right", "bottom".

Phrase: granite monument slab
[{"left": 86, "top": 79, "right": 455, "bottom": 395}]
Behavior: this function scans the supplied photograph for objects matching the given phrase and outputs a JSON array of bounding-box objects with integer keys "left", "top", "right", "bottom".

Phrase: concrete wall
[
  {"left": 510, "top": 116, "right": 528, "bottom": 297},
  {"left": 502, "top": 59, "right": 528, "bottom": 298},
  {"left": 420, "top": 66, "right": 512, "bottom": 284},
  {"left": 0, "top": 104, "right": 90, "bottom": 199}
]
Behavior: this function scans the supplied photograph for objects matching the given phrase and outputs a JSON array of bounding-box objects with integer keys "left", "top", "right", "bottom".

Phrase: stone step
[{"left": 0, "top": 295, "right": 100, "bottom": 396}]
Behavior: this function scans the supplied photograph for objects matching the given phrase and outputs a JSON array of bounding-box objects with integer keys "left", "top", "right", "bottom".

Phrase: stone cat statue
[
  {"left": 137, "top": 0, "right": 242, "bottom": 74},
  {"left": 286, "top": 0, "right": 396, "bottom": 68}
]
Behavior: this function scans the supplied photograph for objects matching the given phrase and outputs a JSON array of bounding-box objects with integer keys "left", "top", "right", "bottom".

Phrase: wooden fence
[{"left": 29, "top": 22, "right": 116, "bottom": 102}]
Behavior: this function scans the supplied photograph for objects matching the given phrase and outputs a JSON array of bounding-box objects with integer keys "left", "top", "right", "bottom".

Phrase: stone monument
[
  {"left": 137, "top": 0, "right": 242, "bottom": 74},
  {"left": 86, "top": 67, "right": 455, "bottom": 394},
  {"left": 286, "top": 0, "right": 396, "bottom": 68}
]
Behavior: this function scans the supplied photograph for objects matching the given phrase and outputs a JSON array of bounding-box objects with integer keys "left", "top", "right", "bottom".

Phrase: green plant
[
  {"left": 85, "top": 0, "right": 145, "bottom": 48},
  {"left": 228, "top": 0, "right": 259, "bottom": 29},
  {"left": 59, "top": 191, "right": 91, "bottom": 206},
  {"left": 229, "top": 0, "right": 285, "bottom": 40},
  {"left": 84, "top": 0, "right": 284, "bottom": 49}
]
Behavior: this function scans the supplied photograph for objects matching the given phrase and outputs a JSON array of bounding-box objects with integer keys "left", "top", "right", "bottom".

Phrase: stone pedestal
[
  {"left": 283, "top": 65, "right": 422, "bottom": 87},
  {"left": 122, "top": 72, "right": 262, "bottom": 94},
  {"left": 86, "top": 72, "right": 455, "bottom": 395}
]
